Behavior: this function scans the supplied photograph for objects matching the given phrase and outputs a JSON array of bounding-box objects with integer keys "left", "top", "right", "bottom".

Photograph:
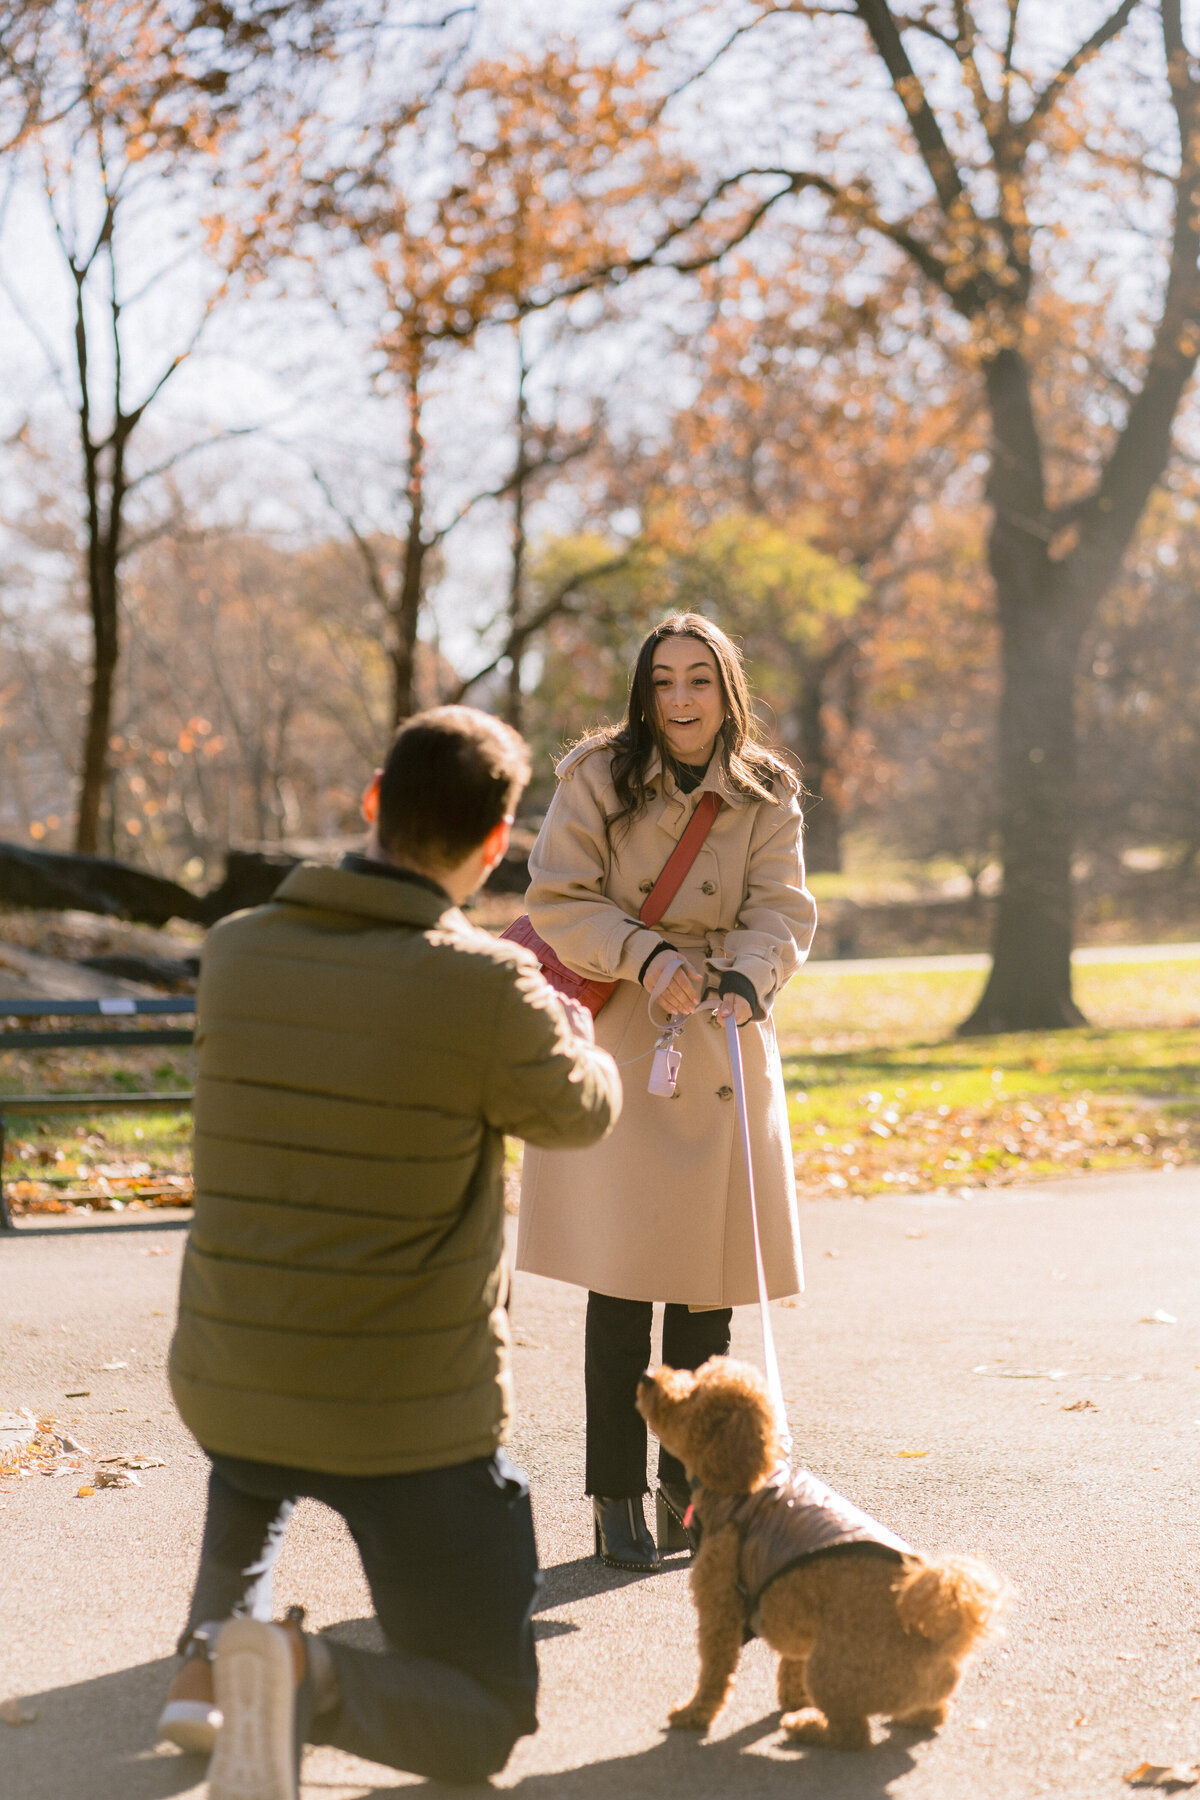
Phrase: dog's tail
[{"left": 893, "top": 1556, "right": 1010, "bottom": 1652}]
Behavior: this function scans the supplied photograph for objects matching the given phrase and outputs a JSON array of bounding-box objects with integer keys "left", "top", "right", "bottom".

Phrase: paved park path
[{"left": 3, "top": 1168, "right": 1199, "bottom": 1799}]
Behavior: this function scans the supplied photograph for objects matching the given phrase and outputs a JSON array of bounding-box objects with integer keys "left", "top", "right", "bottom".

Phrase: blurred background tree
[{"left": 1, "top": 0, "right": 1200, "bottom": 1006}]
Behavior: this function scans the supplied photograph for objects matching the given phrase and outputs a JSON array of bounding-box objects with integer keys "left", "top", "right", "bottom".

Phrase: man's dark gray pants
[{"left": 182, "top": 1447, "right": 540, "bottom": 1785}]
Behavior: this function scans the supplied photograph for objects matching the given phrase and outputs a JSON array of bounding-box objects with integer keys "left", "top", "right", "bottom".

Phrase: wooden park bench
[{"left": 0, "top": 997, "right": 195, "bottom": 1231}]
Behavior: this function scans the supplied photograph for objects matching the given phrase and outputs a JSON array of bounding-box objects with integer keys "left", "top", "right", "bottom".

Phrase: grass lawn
[
  {"left": 778, "top": 957, "right": 1200, "bottom": 1197},
  {"left": 4, "top": 956, "right": 1199, "bottom": 1214}
]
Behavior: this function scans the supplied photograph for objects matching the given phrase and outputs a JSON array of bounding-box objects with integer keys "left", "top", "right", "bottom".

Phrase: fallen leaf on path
[
  {"left": 0, "top": 1699, "right": 38, "bottom": 1726},
  {"left": 898, "top": 1450, "right": 928, "bottom": 1458},
  {"left": 905, "top": 1229, "right": 926, "bottom": 1239},
  {"left": 1124, "top": 1764, "right": 1200, "bottom": 1789},
  {"left": 1141, "top": 1311, "right": 1178, "bottom": 1326},
  {"left": 64, "top": 1391, "right": 89, "bottom": 1399},
  {"left": 76, "top": 1486, "right": 94, "bottom": 1498},
  {"left": 94, "top": 1469, "right": 140, "bottom": 1488},
  {"left": 97, "top": 1455, "right": 163, "bottom": 1469},
  {"left": 100, "top": 1361, "right": 128, "bottom": 1371},
  {"left": 1063, "top": 1400, "right": 1098, "bottom": 1412}
]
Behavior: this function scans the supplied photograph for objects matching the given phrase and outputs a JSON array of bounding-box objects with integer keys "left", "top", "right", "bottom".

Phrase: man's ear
[
  {"left": 361, "top": 772, "right": 382, "bottom": 825},
  {"left": 481, "top": 815, "right": 512, "bottom": 870}
]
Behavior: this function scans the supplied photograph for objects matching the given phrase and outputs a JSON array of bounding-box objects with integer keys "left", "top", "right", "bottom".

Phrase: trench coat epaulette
[{"left": 553, "top": 735, "right": 613, "bottom": 781}]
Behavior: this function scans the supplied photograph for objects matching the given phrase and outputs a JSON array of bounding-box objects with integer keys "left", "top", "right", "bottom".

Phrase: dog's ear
[{"left": 687, "top": 1378, "right": 777, "bottom": 1493}]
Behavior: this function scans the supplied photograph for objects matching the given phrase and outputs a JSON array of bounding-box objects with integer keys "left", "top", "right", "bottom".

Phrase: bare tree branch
[
  {"left": 310, "top": 465, "right": 394, "bottom": 617},
  {"left": 450, "top": 553, "right": 632, "bottom": 702},
  {"left": 1020, "top": 0, "right": 1138, "bottom": 142},
  {"left": 854, "top": 0, "right": 972, "bottom": 215},
  {"left": 1064, "top": 0, "right": 1200, "bottom": 596},
  {"left": 126, "top": 425, "right": 261, "bottom": 493}
]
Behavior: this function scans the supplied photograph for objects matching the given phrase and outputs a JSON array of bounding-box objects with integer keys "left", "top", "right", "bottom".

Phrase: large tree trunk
[
  {"left": 960, "top": 575, "right": 1085, "bottom": 1032},
  {"left": 955, "top": 347, "right": 1084, "bottom": 1032}
]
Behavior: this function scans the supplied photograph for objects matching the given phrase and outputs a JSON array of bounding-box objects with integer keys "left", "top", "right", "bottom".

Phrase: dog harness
[{"left": 696, "top": 1463, "right": 915, "bottom": 1638}]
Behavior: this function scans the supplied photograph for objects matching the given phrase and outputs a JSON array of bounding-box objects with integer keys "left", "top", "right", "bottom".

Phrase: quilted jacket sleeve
[{"left": 482, "top": 953, "right": 622, "bottom": 1149}]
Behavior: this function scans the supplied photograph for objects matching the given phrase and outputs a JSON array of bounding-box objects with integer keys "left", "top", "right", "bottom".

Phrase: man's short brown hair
[{"left": 377, "top": 706, "right": 531, "bottom": 871}]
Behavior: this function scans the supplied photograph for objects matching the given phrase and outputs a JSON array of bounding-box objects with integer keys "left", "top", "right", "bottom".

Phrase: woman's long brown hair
[{"left": 598, "top": 613, "right": 795, "bottom": 838}]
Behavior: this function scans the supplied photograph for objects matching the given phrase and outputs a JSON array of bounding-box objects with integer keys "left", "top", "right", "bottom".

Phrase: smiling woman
[{"left": 515, "top": 612, "right": 817, "bottom": 1572}]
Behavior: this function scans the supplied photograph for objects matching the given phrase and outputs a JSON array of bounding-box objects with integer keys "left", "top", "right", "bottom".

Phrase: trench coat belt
[{"left": 649, "top": 930, "right": 727, "bottom": 957}]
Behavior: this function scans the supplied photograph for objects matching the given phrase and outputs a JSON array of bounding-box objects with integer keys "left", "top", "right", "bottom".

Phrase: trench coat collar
[{"left": 646, "top": 748, "right": 750, "bottom": 837}]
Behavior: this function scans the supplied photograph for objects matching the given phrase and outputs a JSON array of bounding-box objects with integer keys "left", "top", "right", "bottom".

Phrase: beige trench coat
[{"left": 516, "top": 738, "right": 817, "bottom": 1307}]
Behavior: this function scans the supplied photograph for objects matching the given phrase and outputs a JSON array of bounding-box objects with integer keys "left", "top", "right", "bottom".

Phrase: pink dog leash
[{"left": 724, "top": 1013, "right": 793, "bottom": 1457}]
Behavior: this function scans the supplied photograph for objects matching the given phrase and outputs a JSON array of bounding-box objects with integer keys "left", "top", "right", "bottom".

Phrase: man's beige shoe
[{"left": 205, "top": 1618, "right": 302, "bottom": 1800}]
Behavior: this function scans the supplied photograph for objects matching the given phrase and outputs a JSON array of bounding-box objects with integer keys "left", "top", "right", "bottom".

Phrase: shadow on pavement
[
  {"left": 536, "top": 1553, "right": 688, "bottom": 1609},
  {"left": 2, "top": 1647, "right": 920, "bottom": 1800},
  {"left": 0, "top": 1655, "right": 204, "bottom": 1800},
  {"left": 356, "top": 1718, "right": 919, "bottom": 1798}
]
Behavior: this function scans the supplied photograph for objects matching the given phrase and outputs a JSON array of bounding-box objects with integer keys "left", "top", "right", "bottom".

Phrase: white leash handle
[{"left": 724, "top": 1013, "right": 792, "bottom": 1456}]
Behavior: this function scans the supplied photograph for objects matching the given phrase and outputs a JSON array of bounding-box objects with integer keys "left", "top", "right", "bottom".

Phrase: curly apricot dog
[{"left": 636, "top": 1358, "right": 1009, "bottom": 1750}]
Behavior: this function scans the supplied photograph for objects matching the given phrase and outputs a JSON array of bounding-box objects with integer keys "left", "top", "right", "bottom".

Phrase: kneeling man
[{"left": 163, "top": 706, "right": 620, "bottom": 1795}]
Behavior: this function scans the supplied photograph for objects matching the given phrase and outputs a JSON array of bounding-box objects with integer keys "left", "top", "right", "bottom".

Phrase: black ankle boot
[
  {"left": 656, "top": 1480, "right": 697, "bottom": 1554},
  {"left": 592, "top": 1496, "right": 661, "bottom": 1572}
]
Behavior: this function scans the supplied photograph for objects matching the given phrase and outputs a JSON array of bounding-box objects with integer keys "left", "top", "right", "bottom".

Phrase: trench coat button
[
  {"left": 700, "top": 880, "right": 715, "bottom": 895},
  {"left": 717, "top": 1085, "right": 733, "bottom": 1100},
  {"left": 639, "top": 879, "right": 653, "bottom": 894}
]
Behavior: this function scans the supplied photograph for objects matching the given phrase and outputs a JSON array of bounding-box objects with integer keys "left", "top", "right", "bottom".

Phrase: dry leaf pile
[
  {"left": 0, "top": 1413, "right": 88, "bottom": 1482},
  {"left": 5, "top": 1145, "right": 192, "bottom": 1217},
  {"left": 0, "top": 1410, "right": 165, "bottom": 1498},
  {"left": 794, "top": 1094, "right": 1197, "bottom": 1199}
]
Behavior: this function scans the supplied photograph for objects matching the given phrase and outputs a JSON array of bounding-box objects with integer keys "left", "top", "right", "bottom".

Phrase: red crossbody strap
[{"left": 639, "top": 790, "right": 724, "bottom": 928}]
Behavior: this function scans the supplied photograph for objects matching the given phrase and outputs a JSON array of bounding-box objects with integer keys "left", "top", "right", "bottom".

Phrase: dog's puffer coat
[
  {"left": 170, "top": 862, "right": 620, "bottom": 1475},
  {"left": 698, "top": 1464, "right": 914, "bottom": 1633}
]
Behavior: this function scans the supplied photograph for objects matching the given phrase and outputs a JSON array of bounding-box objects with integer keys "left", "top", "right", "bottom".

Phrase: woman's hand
[
  {"left": 715, "top": 993, "right": 752, "bottom": 1028},
  {"left": 643, "top": 953, "right": 703, "bottom": 1016}
]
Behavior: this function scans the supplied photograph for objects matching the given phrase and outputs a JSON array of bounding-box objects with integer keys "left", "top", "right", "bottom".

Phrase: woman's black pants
[{"left": 584, "top": 1292, "right": 733, "bottom": 1497}]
